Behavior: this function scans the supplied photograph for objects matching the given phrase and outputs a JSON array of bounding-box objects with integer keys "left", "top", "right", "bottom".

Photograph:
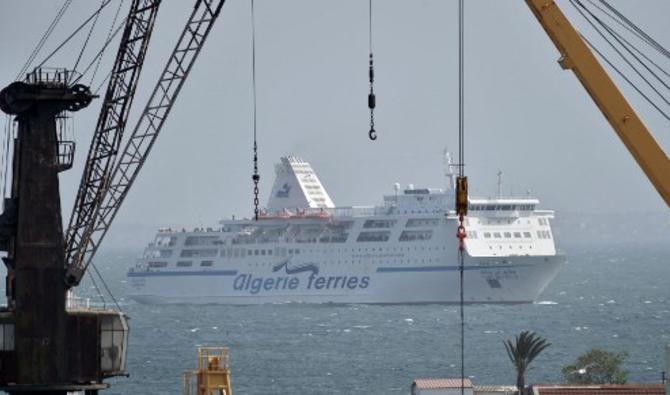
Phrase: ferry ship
[{"left": 127, "top": 154, "right": 564, "bottom": 304}]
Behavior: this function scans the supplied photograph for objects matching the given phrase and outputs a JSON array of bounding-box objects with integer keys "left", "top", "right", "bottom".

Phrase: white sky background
[{"left": 0, "top": 0, "right": 669, "bottom": 232}]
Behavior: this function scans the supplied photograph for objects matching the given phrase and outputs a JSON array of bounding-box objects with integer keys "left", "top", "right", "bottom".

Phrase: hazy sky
[{"left": 1, "top": 0, "right": 669, "bottom": 233}]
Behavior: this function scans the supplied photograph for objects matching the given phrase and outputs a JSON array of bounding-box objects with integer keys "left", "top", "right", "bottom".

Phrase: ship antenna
[
  {"left": 251, "top": 0, "right": 260, "bottom": 221},
  {"left": 367, "top": 0, "right": 377, "bottom": 141},
  {"left": 497, "top": 170, "right": 502, "bottom": 198}
]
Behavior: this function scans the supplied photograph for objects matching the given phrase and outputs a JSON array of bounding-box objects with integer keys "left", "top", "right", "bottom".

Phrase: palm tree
[{"left": 504, "top": 331, "right": 551, "bottom": 395}]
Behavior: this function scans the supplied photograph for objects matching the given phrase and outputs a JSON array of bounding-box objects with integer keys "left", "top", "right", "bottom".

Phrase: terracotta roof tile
[
  {"left": 474, "top": 385, "right": 518, "bottom": 393},
  {"left": 413, "top": 378, "right": 474, "bottom": 389},
  {"left": 533, "top": 384, "right": 665, "bottom": 395}
]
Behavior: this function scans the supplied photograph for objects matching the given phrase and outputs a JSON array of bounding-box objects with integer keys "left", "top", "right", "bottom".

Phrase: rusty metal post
[{"left": 0, "top": 70, "right": 93, "bottom": 394}]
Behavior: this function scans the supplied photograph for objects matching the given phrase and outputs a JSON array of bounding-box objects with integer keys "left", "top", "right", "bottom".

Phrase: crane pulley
[{"left": 64, "top": 0, "right": 227, "bottom": 287}]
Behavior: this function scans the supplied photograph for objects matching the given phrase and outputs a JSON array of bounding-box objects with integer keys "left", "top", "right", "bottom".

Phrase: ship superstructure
[{"left": 128, "top": 155, "right": 564, "bottom": 304}]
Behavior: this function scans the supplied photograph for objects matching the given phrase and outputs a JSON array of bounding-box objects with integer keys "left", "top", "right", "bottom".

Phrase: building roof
[
  {"left": 474, "top": 385, "right": 518, "bottom": 393},
  {"left": 413, "top": 378, "right": 473, "bottom": 389},
  {"left": 533, "top": 384, "right": 665, "bottom": 395}
]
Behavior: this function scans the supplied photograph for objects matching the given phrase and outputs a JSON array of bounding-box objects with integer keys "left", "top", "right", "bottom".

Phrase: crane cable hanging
[
  {"left": 368, "top": 0, "right": 377, "bottom": 141},
  {"left": 33, "top": 0, "right": 114, "bottom": 73},
  {"left": 72, "top": 0, "right": 105, "bottom": 73},
  {"left": 251, "top": 0, "right": 261, "bottom": 221},
  {"left": 455, "top": 0, "right": 469, "bottom": 394}
]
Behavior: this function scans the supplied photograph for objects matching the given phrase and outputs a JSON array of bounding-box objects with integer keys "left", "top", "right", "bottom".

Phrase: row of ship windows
[
  {"left": 148, "top": 255, "right": 456, "bottom": 269},
  {"left": 180, "top": 219, "right": 442, "bottom": 245},
  {"left": 476, "top": 231, "right": 551, "bottom": 240},
  {"left": 152, "top": 244, "right": 452, "bottom": 260},
  {"left": 469, "top": 204, "right": 535, "bottom": 211},
  {"left": 177, "top": 247, "right": 303, "bottom": 259},
  {"left": 148, "top": 260, "right": 213, "bottom": 268},
  {"left": 483, "top": 231, "right": 531, "bottom": 239},
  {"left": 461, "top": 231, "right": 552, "bottom": 241},
  {"left": 158, "top": 219, "right": 550, "bottom": 249},
  {"left": 488, "top": 245, "right": 534, "bottom": 251}
]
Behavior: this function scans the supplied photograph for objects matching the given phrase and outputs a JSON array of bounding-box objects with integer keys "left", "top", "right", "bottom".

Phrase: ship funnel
[{"left": 266, "top": 156, "right": 335, "bottom": 212}]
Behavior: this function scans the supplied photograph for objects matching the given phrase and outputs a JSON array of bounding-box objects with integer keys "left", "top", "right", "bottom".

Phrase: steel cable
[
  {"left": 457, "top": 1, "right": 466, "bottom": 394},
  {"left": 16, "top": 0, "right": 72, "bottom": 80},
  {"left": 569, "top": 0, "right": 670, "bottom": 123},
  {"left": 251, "top": 0, "right": 260, "bottom": 221},
  {"left": 34, "top": 0, "right": 114, "bottom": 72},
  {"left": 72, "top": 0, "right": 107, "bottom": 73},
  {"left": 90, "top": 0, "right": 127, "bottom": 87},
  {"left": 572, "top": 0, "right": 670, "bottom": 106},
  {"left": 596, "top": 0, "right": 670, "bottom": 60}
]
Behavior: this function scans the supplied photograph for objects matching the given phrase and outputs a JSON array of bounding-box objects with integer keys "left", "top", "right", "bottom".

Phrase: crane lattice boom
[
  {"left": 64, "top": 0, "right": 226, "bottom": 287},
  {"left": 64, "top": 0, "right": 162, "bottom": 286}
]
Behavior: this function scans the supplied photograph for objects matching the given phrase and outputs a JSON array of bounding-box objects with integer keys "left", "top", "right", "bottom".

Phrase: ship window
[
  {"left": 504, "top": 232, "right": 512, "bottom": 238},
  {"left": 399, "top": 230, "right": 433, "bottom": 242},
  {"left": 254, "top": 249, "right": 259, "bottom": 256},
  {"left": 184, "top": 235, "right": 221, "bottom": 246},
  {"left": 180, "top": 249, "right": 217, "bottom": 258},
  {"left": 493, "top": 232, "right": 502, "bottom": 238},
  {"left": 524, "top": 232, "right": 532, "bottom": 238},
  {"left": 261, "top": 250, "right": 266, "bottom": 256},
  {"left": 268, "top": 249, "right": 273, "bottom": 255},
  {"left": 200, "top": 260, "right": 213, "bottom": 267},
  {"left": 406, "top": 218, "right": 439, "bottom": 227},
  {"left": 537, "top": 230, "right": 551, "bottom": 239},
  {"left": 148, "top": 261, "right": 168, "bottom": 268},
  {"left": 514, "top": 232, "right": 522, "bottom": 238},
  {"left": 364, "top": 219, "right": 397, "bottom": 229},
  {"left": 357, "top": 231, "right": 391, "bottom": 242},
  {"left": 159, "top": 249, "right": 173, "bottom": 258},
  {"left": 177, "top": 261, "right": 192, "bottom": 267},
  {"left": 155, "top": 235, "right": 178, "bottom": 247},
  {"left": 483, "top": 232, "right": 491, "bottom": 238}
]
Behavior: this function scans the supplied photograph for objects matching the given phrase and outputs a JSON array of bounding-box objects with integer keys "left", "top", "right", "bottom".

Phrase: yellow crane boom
[{"left": 525, "top": 0, "right": 670, "bottom": 207}]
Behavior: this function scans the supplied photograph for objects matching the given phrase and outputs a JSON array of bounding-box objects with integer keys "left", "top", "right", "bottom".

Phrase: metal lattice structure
[
  {"left": 65, "top": 0, "right": 226, "bottom": 286},
  {"left": 64, "top": 0, "right": 162, "bottom": 286}
]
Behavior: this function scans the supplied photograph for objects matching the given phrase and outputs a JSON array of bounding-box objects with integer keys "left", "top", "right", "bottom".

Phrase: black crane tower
[{"left": 0, "top": 68, "right": 128, "bottom": 395}]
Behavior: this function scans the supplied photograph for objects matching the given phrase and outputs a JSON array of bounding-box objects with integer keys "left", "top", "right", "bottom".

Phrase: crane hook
[{"left": 369, "top": 128, "right": 377, "bottom": 141}]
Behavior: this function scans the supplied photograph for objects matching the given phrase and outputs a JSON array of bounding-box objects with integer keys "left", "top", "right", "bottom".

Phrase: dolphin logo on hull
[{"left": 272, "top": 259, "right": 319, "bottom": 276}]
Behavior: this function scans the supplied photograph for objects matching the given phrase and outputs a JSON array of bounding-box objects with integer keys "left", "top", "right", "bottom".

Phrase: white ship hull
[
  {"left": 128, "top": 254, "right": 564, "bottom": 304},
  {"left": 127, "top": 155, "right": 565, "bottom": 305}
]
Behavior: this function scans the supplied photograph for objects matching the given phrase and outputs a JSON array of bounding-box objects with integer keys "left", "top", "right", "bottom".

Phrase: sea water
[{"left": 8, "top": 241, "right": 670, "bottom": 394}]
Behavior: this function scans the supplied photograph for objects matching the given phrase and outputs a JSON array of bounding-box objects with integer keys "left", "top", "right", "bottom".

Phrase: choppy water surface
[{"left": 48, "top": 242, "right": 670, "bottom": 393}]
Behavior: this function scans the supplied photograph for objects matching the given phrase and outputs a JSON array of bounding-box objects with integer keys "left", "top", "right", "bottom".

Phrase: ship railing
[
  {"left": 267, "top": 206, "right": 391, "bottom": 218},
  {"left": 533, "top": 209, "right": 555, "bottom": 218}
]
